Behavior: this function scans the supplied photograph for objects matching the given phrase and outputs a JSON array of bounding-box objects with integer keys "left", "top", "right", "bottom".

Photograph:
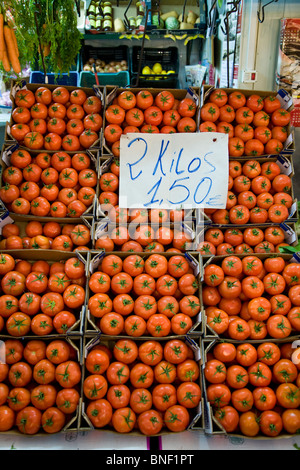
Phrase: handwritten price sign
[{"left": 119, "top": 132, "right": 229, "bottom": 209}]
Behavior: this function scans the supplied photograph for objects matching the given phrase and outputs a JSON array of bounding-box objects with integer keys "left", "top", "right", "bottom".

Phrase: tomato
[
  {"left": 24, "top": 131, "right": 45, "bottom": 150},
  {"left": 265, "top": 138, "right": 284, "bottom": 155},
  {"left": 204, "top": 358, "right": 226, "bottom": 384},
  {"left": 55, "top": 388, "right": 80, "bottom": 415},
  {"left": 126, "top": 107, "right": 144, "bottom": 127},
  {"left": 154, "top": 90, "right": 175, "bottom": 111},
  {"left": 206, "top": 308, "right": 229, "bottom": 335},
  {"left": 214, "top": 405, "right": 239, "bottom": 433},
  {"left": 164, "top": 404, "right": 190, "bottom": 432},
  {"left": 83, "top": 95, "right": 102, "bottom": 114},
  {"left": 231, "top": 388, "right": 254, "bottom": 412},
  {"left": 282, "top": 409, "right": 300, "bottom": 434},
  {"left": 55, "top": 360, "right": 81, "bottom": 388},
  {"left": 53, "top": 310, "right": 76, "bottom": 334},
  {"left": 238, "top": 410, "right": 260, "bottom": 437},
  {"left": 138, "top": 340, "right": 163, "bottom": 366},
  {"left": 272, "top": 126, "right": 288, "bottom": 142},
  {"left": 260, "top": 410, "right": 283, "bottom": 437},
  {"left": 30, "top": 384, "right": 57, "bottom": 411},
  {"left": 85, "top": 398, "right": 112, "bottom": 429},
  {"left": 83, "top": 374, "right": 108, "bottom": 400},
  {"left": 244, "top": 139, "right": 265, "bottom": 157},
  {"left": 2, "top": 271, "right": 26, "bottom": 296},
  {"left": 59, "top": 134, "right": 79, "bottom": 152},
  {"left": 113, "top": 339, "right": 138, "bottom": 364},
  {"left": 254, "top": 125, "right": 272, "bottom": 144},
  {"left": 228, "top": 137, "right": 244, "bottom": 157},
  {"left": 177, "top": 117, "right": 197, "bottom": 133},
  {"left": 201, "top": 102, "right": 221, "bottom": 122},
  {"left": 271, "top": 108, "right": 290, "bottom": 126}
]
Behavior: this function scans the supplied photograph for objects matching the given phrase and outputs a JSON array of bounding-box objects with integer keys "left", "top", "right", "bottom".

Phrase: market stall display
[{"left": 0, "top": 74, "right": 299, "bottom": 443}]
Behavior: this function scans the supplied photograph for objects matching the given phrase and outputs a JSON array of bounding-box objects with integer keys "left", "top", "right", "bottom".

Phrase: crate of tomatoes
[
  {"left": 5, "top": 80, "right": 105, "bottom": 154},
  {"left": 201, "top": 337, "right": 300, "bottom": 438},
  {"left": 0, "top": 212, "right": 93, "bottom": 253},
  {"left": 0, "top": 336, "right": 83, "bottom": 435},
  {"left": 0, "top": 250, "right": 89, "bottom": 337},
  {"left": 195, "top": 155, "right": 298, "bottom": 227},
  {"left": 84, "top": 250, "right": 203, "bottom": 338},
  {"left": 92, "top": 217, "right": 196, "bottom": 255},
  {"left": 100, "top": 86, "right": 201, "bottom": 158},
  {"left": 196, "top": 221, "right": 298, "bottom": 258},
  {"left": 0, "top": 143, "right": 100, "bottom": 222},
  {"left": 200, "top": 87, "right": 294, "bottom": 158},
  {"left": 201, "top": 253, "right": 300, "bottom": 341},
  {"left": 79, "top": 335, "right": 203, "bottom": 435}
]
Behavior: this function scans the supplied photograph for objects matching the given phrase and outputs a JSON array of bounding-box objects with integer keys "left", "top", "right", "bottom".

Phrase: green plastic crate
[{"left": 79, "top": 70, "right": 130, "bottom": 88}]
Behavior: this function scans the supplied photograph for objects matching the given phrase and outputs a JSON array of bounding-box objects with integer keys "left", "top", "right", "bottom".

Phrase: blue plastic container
[{"left": 29, "top": 71, "right": 79, "bottom": 86}]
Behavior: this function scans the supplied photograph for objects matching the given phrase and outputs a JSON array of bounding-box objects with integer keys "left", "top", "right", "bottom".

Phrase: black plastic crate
[
  {"left": 131, "top": 46, "right": 179, "bottom": 75},
  {"left": 81, "top": 45, "right": 130, "bottom": 71}
]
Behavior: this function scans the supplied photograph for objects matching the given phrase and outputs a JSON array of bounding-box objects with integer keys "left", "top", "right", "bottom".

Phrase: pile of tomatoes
[
  {"left": 0, "top": 148, "right": 97, "bottom": 218},
  {"left": 103, "top": 89, "right": 198, "bottom": 155},
  {"left": 204, "top": 159, "right": 294, "bottom": 225},
  {"left": 0, "top": 337, "right": 81, "bottom": 434},
  {"left": 203, "top": 254, "right": 300, "bottom": 340},
  {"left": 204, "top": 339, "right": 300, "bottom": 437},
  {"left": 10, "top": 86, "right": 102, "bottom": 151},
  {"left": 0, "top": 253, "right": 86, "bottom": 336},
  {"left": 0, "top": 221, "right": 91, "bottom": 251},
  {"left": 87, "top": 253, "right": 200, "bottom": 337},
  {"left": 200, "top": 89, "right": 291, "bottom": 157},
  {"left": 83, "top": 338, "right": 201, "bottom": 434},
  {"left": 198, "top": 224, "right": 293, "bottom": 256}
]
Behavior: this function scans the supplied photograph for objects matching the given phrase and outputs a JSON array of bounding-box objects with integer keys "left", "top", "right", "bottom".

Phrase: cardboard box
[
  {"left": 78, "top": 334, "right": 203, "bottom": 435},
  {"left": 99, "top": 85, "right": 201, "bottom": 158},
  {"left": 195, "top": 221, "right": 299, "bottom": 258},
  {"left": 5, "top": 80, "right": 106, "bottom": 153},
  {"left": 0, "top": 143, "right": 100, "bottom": 223},
  {"left": 200, "top": 336, "right": 300, "bottom": 439},
  {"left": 84, "top": 250, "right": 203, "bottom": 338},
  {"left": 0, "top": 249, "right": 89, "bottom": 337},
  {"left": 201, "top": 252, "right": 300, "bottom": 340},
  {"left": 0, "top": 335, "right": 83, "bottom": 435},
  {"left": 201, "top": 86, "right": 295, "bottom": 158},
  {"left": 195, "top": 155, "right": 298, "bottom": 227}
]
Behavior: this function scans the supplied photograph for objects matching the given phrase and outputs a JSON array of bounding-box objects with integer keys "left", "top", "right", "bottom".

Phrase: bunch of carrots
[{"left": 0, "top": 12, "right": 21, "bottom": 74}]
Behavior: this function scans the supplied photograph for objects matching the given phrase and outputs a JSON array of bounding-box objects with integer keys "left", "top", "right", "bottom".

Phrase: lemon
[
  {"left": 142, "top": 66, "right": 152, "bottom": 75},
  {"left": 152, "top": 63, "right": 162, "bottom": 74},
  {"left": 161, "top": 70, "right": 167, "bottom": 74},
  {"left": 167, "top": 70, "right": 175, "bottom": 74}
]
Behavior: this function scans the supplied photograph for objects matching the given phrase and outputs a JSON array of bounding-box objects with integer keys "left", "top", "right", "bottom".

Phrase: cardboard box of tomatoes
[
  {"left": 78, "top": 335, "right": 204, "bottom": 435},
  {"left": 84, "top": 250, "right": 203, "bottom": 339},
  {"left": 0, "top": 335, "right": 83, "bottom": 434},
  {"left": 0, "top": 250, "right": 89, "bottom": 337},
  {"left": 5, "top": 80, "right": 105, "bottom": 154},
  {"left": 194, "top": 154, "right": 298, "bottom": 227},
  {"left": 0, "top": 212, "right": 94, "bottom": 253},
  {"left": 200, "top": 337, "right": 300, "bottom": 439},
  {"left": 200, "top": 87, "right": 295, "bottom": 159},
  {"left": 100, "top": 86, "right": 201, "bottom": 158},
  {"left": 196, "top": 221, "right": 299, "bottom": 258},
  {"left": 0, "top": 143, "right": 100, "bottom": 223},
  {"left": 201, "top": 252, "right": 300, "bottom": 342},
  {"left": 92, "top": 218, "right": 196, "bottom": 255}
]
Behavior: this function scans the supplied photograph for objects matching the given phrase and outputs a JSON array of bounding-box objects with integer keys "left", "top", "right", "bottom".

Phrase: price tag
[{"left": 119, "top": 132, "right": 228, "bottom": 210}]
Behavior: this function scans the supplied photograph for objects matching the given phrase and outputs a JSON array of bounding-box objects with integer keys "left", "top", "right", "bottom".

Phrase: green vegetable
[
  {"left": 1, "top": 0, "right": 82, "bottom": 77},
  {"left": 165, "top": 17, "right": 179, "bottom": 30},
  {"left": 152, "top": 15, "right": 164, "bottom": 28}
]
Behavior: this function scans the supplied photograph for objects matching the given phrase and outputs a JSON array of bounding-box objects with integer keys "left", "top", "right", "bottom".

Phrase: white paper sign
[{"left": 119, "top": 132, "right": 228, "bottom": 210}]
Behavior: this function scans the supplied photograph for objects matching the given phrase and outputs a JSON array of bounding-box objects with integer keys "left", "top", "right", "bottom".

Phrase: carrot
[
  {"left": 10, "top": 26, "right": 19, "bottom": 57},
  {"left": 0, "top": 14, "right": 4, "bottom": 61},
  {"left": 3, "top": 25, "right": 21, "bottom": 74},
  {"left": 2, "top": 49, "right": 11, "bottom": 72}
]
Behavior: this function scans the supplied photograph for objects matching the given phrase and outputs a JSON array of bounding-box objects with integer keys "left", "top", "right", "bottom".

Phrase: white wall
[{"left": 238, "top": 0, "right": 300, "bottom": 91}]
